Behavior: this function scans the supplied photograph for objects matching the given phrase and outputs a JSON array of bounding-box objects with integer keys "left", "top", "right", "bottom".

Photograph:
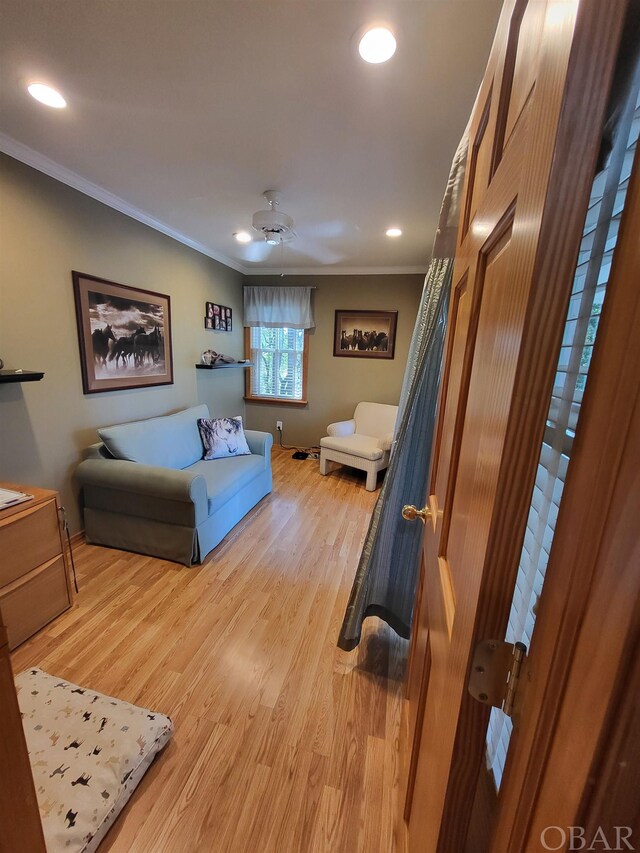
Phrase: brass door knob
[{"left": 402, "top": 504, "right": 432, "bottom": 524}]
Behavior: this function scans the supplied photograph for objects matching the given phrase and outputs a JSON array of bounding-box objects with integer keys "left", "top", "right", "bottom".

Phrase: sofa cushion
[
  {"left": 188, "top": 454, "right": 266, "bottom": 515},
  {"left": 320, "top": 434, "right": 385, "bottom": 461},
  {"left": 98, "top": 405, "right": 209, "bottom": 470},
  {"left": 198, "top": 416, "right": 251, "bottom": 460}
]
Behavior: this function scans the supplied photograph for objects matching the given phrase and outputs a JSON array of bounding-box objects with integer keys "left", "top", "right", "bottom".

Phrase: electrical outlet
[{"left": 276, "top": 421, "right": 283, "bottom": 431}]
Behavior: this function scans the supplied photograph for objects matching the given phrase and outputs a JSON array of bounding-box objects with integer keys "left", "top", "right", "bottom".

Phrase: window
[{"left": 245, "top": 326, "right": 308, "bottom": 404}]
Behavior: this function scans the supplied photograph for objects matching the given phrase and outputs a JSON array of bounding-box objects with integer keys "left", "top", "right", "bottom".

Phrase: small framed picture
[{"left": 204, "top": 301, "right": 232, "bottom": 331}]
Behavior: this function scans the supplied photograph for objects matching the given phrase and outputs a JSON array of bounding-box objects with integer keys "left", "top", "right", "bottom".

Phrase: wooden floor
[{"left": 12, "top": 449, "right": 409, "bottom": 853}]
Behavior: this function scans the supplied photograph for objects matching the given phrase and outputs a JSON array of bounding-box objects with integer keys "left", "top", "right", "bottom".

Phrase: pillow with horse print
[{"left": 198, "top": 416, "right": 251, "bottom": 460}]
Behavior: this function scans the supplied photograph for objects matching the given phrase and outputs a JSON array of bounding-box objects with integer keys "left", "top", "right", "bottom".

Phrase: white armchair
[{"left": 320, "top": 402, "right": 399, "bottom": 491}]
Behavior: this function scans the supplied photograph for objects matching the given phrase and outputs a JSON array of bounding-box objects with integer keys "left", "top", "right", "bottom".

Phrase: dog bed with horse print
[{"left": 16, "top": 668, "right": 173, "bottom": 852}]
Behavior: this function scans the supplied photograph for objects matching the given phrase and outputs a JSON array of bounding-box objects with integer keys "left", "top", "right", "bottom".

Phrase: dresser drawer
[
  {"left": 0, "top": 556, "right": 70, "bottom": 649},
  {"left": 0, "top": 499, "right": 61, "bottom": 587}
]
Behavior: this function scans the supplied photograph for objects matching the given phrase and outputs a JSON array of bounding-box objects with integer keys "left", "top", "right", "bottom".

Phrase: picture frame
[
  {"left": 205, "top": 302, "right": 232, "bottom": 331},
  {"left": 333, "top": 310, "right": 397, "bottom": 359},
  {"left": 72, "top": 271, "right": 173, "bottom": 394}
]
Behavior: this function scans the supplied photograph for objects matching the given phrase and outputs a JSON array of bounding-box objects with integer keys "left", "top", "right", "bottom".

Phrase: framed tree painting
[
  {"left": 333, "top": 310, "right": 397, "bottom": 359},
  {"left": 72, "top": 271, "right": 173, "bottom": 394}
]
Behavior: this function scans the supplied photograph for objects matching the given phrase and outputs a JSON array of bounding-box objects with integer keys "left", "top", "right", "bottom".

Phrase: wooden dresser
[{"left": 0, "top": 484, "right": 73, "bottom": 650}]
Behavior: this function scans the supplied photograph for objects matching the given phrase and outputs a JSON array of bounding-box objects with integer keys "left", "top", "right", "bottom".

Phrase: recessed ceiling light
[
  {"left": 234, "top": 231, "right": 252, "bottom": 243},
  {"left": 27, "top": 82, "right": 67, "bottom": 109},
  {"left": 386, "top": 227, "right": 402, "bottom": 237},
  {"left": 359, "top": 27, "right": 397, "bottom": 64}
]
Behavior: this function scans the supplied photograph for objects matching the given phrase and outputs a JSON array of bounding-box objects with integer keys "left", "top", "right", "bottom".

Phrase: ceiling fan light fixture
[
  {"left": 252, "top": 191, "right": 295, "bottom": 245},
  {"left": 358, "top": 27, "right": 396, "bottom": 64},
  {"left": 234, "top": 231, "right": 252, "bottom": 243},
  {"left": 27, "top": 82, "right": 67, "bottom": 108}
]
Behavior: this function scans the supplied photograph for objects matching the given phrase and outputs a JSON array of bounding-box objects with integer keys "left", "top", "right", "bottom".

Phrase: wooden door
[
  {"left": 492, "top": 128, "right": 640, "bottom": 851},
  {"left": 403, "top": 0, "right": 631, "bottom": 850}
]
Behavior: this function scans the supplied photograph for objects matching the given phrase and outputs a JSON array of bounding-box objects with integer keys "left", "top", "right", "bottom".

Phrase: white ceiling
[{"left": 0, "top": 1, "right": 501, "bottom": 274}]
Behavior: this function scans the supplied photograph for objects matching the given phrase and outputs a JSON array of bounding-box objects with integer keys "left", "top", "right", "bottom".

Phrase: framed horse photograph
[
  {"left": 333, "top": 310, "right": 397, "bottom": 359},
  {"left": 72, "top": 271, "right": 173, "bottom": 394}
]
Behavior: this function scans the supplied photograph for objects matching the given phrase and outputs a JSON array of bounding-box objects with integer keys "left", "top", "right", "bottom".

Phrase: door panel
[
  {"left": 404, "top": 559, "right": 431, "bottom": 822},
  {"left": 406, "top": 558, "right": 425, "bottom": 706},
  {"left": 502, "top": 0, "right": 544, "bottom": 151},
  {"left": 462, "top": 90, "right": 494, "bottom": 236},
  {"left": 443, "top": 215, "right": 516, "bottom": 586},
  {"left": 429, "top": 271, "right": 470, "bottom": 496},
  {"left": 403, "top": 0, "right": 630, "bottom": 850}
]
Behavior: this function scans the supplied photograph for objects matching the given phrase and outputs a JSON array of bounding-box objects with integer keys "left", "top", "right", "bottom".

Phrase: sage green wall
[
  {"left": 243, "top": 274, "right": 424, "bottom": 448},
  {"left": 0, "top": 154, "right": 245, "bottom": 533},
  {"left": 0, "top": 154, "right": 424, "bottom": 533}
]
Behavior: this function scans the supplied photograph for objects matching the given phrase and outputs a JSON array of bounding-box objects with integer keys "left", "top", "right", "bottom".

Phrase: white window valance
[{"left": 243, "top": 286, "right": 315, "bottom": 329}]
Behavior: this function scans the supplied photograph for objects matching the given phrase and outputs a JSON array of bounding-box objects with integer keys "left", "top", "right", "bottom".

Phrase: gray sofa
[{"left": 76, "top": 405, "right": 272, "bottom": 565}]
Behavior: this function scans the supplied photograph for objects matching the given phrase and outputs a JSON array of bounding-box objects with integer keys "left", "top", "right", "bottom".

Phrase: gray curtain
[{"left": 338, "top": 135, "right": 469, "bottom": 651}]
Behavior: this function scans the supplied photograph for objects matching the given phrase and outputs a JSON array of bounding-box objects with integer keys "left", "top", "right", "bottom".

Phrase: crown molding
[
  {"left": 245, "top": 265, "right": 428, "bottom": 276},
  {"left": 0, "top": 133, "right": 429, "bottom": 279},
  {"left": 0, "top": 132, "right": 247, "bottom": 274}
]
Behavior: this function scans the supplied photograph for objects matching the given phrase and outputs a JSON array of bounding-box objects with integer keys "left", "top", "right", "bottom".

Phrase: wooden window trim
[{"left": 244, "top": 327, "right": 310, "bottom": 406}]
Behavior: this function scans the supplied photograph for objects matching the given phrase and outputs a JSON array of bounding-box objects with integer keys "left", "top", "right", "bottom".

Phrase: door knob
[{"left": 402, "top": 504, "right": 432, "bottom": 524}]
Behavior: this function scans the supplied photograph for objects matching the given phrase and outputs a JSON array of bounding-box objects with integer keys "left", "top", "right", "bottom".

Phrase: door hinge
[{"left": 468, "top": 639, "right": 527, "bottom": 718}]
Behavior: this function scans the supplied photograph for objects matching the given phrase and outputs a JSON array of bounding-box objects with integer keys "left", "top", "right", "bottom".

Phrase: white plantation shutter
[
  {"left": 486, "top": 86, "right": 640, "bottom": 789},
  {"left": 249, "top": 327, "right": 305, "bottom": 401}
]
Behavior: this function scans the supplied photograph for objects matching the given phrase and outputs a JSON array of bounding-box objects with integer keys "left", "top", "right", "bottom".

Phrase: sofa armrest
[
  {"left": 326, "top": 419, "right": 356, "bottom": 438},
  {"left": 245, "top": 430, "right": 273, "bottom": 459},
  {"left": 378, "top": 432, "right": 395, "bottom": 452},
  {"left": 83, "top": 442, "right": 113, "bottom": 460},
  {"left": 76, "top": 459, "right": 209, "bottom": 525}
]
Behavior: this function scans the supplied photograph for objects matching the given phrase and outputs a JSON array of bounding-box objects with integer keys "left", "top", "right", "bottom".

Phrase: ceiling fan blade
[
  {"left": 289, "top": 238, "right": 345, "bottom": 265},
  {"left": 297, "top": 219, "right": 351, "bottom": 240},
  {"left": 241, "top": 240, "right": 272, "bottom": 262}
]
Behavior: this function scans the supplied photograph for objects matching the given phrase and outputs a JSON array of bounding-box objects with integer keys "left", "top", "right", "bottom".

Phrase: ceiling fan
[
  {"left": 251, "top": 190, "right": 295, "bottom": 246},
  {"left": 239, "top": 190, "right": 347, "bottom": 265}
]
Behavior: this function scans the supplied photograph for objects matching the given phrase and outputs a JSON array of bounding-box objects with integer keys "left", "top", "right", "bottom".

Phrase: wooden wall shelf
[{"left": 0, "top": 370, "right": 44, "bottom": 383}]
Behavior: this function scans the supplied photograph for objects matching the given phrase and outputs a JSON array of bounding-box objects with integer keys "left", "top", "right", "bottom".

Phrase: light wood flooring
[{"left": 12, "top": 449, "right": 409, "bottom": 852}]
